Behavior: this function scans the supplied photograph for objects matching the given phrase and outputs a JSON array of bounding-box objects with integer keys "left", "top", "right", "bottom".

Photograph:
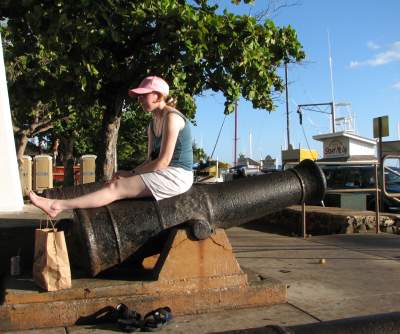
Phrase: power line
[
  {"left": 301, "top": 123, "right": 313, "bottom": 154},
  {"left": 210, "top": 114, "right": 227, "bottom": 160}
]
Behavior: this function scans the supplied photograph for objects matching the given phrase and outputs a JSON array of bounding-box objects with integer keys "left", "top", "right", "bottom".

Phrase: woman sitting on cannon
[{"left": 30, "top": 76, "right": 194, "bottom": 219}]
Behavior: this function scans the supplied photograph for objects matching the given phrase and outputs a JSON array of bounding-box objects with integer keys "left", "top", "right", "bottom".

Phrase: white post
[
  {"left": 249, "top": 131, "right": 253, "bottom": 159},
  {"left": 398, "top": 121, "right": 400, "bottom": 139},
  {"left": 0, "top": 33, "right": 24, "bottom": 211},
  {"left": 216, "top": 156, "right": 219, "bottom": 178}
]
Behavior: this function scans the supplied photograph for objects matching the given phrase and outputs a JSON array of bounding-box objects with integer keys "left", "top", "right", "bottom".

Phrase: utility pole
[
  {"left": 285, "top": 62, "right": 291, "bottom": 148},
  {"left": 234, "top": 99, "right": 238, "bottom": 167},
  {"left": 330, "top": 102, "right": 336, "bottom": 133},
  {"left": 297, "top": 102, "right": 340, "bottom": 134}
]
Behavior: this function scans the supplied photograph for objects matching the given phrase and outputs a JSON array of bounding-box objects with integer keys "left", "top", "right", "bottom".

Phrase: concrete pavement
[
  {"left": 2, "top": 207, "right": 400, "bottom": 333},
  {"left": 232, "top": 226, "right": 400, "bottom": 321}
]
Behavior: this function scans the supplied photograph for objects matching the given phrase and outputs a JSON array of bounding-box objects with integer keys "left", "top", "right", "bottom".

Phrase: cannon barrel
[{"left": 44, "top": 159, "right": 326, "bottom": 276}]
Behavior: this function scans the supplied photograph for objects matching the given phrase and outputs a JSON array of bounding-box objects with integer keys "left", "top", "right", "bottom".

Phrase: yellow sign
[{"left": 373, "top": 116, "right": 389, "bottom": 138}]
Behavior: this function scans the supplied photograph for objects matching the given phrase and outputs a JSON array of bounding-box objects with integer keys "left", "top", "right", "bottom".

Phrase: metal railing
[
  {"left": 382, "top": 156, "right": 400, "bottom": 204},
  {"left": 302, "top": 164, "right": 386, "bottom": 237}
]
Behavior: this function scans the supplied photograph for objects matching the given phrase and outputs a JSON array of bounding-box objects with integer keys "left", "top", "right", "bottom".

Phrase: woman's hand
[{"left": 109, "top": 170, "right": 134, "bottom": 183}]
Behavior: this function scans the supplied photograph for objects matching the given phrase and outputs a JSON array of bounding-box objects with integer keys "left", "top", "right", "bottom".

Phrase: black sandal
[
  {"left": 115, "top": 303, "right": 142, "bottom": 333},
  {"left": 142, "top": 307, "right": 173, "bottom": 332}
]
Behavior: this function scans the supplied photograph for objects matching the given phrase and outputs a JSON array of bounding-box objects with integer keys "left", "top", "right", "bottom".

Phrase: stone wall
[{"left": 244, "top": 205, "right": 398, "bottom": 236}]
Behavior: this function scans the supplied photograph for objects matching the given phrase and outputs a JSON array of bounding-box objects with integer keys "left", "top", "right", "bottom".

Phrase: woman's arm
[{"left": 134, "top": 112, "right": 184, "bottom": 174}]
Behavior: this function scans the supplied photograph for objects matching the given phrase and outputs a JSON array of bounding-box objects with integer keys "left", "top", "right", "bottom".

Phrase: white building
[{"left": 313, "top": 131, "right": 377, "bottom": 163}]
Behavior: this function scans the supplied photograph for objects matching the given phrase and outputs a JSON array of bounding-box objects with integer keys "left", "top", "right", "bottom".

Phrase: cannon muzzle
[{"left": 45, "top": 159, "right": 326, "bottom": 276}]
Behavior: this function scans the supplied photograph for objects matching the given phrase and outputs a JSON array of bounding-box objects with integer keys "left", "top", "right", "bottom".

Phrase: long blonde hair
[
  {"left": 164, "top": 95, "right": 177, "bottom": 108},
  {"left": 154, "top": 91, "right": 177, "bottom": 108}
]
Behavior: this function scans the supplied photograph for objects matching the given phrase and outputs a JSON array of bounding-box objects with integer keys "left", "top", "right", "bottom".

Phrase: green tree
[
  {"left": 192, "top": 142, "right": 208, "bottom": 164},
  {"left": 49, "top": 103, "right": 102, "bottom": 185},
  {"left": 2, "top": 12, "right": 91, "bottom": 165},
  {"left": 11, "top": 100, "right": 69, "bottom": 165},
  {"left": 117, "top": 100, "right": 151, "bottom": 168},
  {"left": 1, "top": 0, "right": 304, "bottom": 180}
]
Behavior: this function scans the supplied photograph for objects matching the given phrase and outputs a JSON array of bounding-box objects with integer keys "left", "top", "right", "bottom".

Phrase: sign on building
[
  {"left": 373, "top": 116, "right": 389, "bottom": 138},
  {"left": 323, "top": 139, "right": 348, "bottom": 158}
]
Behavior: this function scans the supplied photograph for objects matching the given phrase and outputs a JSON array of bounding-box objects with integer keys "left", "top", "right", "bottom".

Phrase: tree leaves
[{"left": 2, "top": 0, "right": 304, "bottom": 177}]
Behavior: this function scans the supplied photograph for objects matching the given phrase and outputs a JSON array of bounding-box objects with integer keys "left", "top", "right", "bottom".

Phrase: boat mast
[
  {"left": 249, "top": 131, "right": 253, "bottom": 159},
  {"left": 328, "top": 31, "right": 336, "bottom": 133}
]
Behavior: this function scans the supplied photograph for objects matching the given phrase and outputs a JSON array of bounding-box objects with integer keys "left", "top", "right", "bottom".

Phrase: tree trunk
[
  {"left": 96, "top": 94, "right": 124, "bottom": 181},
  {"left": 15, "top": 131, "right": 29, "bottom": 166},
  {"left": 61, "top": 136, "right": 75, "bottom": 186}
]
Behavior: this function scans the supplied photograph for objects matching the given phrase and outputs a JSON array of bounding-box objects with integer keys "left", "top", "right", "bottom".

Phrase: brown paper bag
[{"left": 33, "top": 221, "right": 71, "bottom": 291}]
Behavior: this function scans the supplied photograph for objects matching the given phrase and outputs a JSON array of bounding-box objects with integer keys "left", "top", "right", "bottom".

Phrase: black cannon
[{"left": 45, "top": 159, "right": 326, "bottom": 276}]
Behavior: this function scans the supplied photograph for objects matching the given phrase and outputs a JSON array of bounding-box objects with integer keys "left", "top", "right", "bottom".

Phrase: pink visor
[{"left": 128, "top": 76, "right": 169, "bottom": 97}]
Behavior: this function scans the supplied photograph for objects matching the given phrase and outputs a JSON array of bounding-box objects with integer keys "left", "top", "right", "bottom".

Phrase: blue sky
[{"left": 191, "top": 0, "right": 400, "bottom": 165}]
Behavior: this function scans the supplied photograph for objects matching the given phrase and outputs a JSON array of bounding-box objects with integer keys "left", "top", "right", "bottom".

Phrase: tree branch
[{"left": 253, "top": 0, "right": 300, "bottom": 21}]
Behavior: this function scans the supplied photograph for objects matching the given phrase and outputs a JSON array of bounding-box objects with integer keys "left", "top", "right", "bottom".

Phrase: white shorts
[{"left": 140, "top": 166, "right": 193, "bottom": 201}]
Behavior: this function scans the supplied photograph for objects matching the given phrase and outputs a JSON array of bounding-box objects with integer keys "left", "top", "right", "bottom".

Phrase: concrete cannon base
[{"left": 0, "top": 228, "right": 287, "bottom": 331}]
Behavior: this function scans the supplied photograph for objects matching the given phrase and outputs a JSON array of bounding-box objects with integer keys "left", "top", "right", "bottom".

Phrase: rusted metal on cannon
[{"left": 45, "top": 159, "right": 326, "bottom": 276}]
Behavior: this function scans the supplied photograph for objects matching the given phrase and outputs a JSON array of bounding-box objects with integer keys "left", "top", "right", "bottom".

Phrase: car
[
  {"left": 320, "top": 164, "right": 400, "bottom": 213},
  {"left": 228, "top": 165, "right": 263, "bottom": 178}
]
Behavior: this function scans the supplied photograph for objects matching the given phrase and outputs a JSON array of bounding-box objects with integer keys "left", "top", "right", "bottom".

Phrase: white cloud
[
  {"left": 349, "top": 41, "right": 400, "bottom": 68},
  {"left": 367, "top": 41, "right": 380, "bottom": 50},
  {"left": 349, "top": 60, "right": 361, "bottom": 68},
  {"left": 393, "top": 81, "right": 400, "bottom": 90}
]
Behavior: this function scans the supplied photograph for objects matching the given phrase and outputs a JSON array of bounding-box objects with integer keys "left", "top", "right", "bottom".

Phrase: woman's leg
[{"left": 29, "top": 175, "right": 152, "bottom": 218}]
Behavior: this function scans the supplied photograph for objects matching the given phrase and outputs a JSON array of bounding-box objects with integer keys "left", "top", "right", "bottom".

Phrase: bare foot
[{"left": 29, "top": 191, "right": 62, "bottom": 219}]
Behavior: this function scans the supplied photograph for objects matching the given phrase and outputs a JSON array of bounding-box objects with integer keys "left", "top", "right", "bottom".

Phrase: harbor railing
[{"left": 302, "top": 162, "right": 400, "bottom": 237}]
